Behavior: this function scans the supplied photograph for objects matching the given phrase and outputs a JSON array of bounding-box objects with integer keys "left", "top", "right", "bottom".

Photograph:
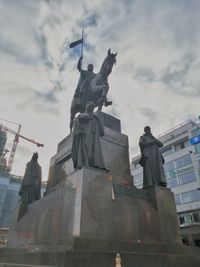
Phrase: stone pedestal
[
  {"left": 8, "top": 168, "right": 181, "bottom": 249},
  {"left": 8, "top": 168, "right": 112, "bottom": 249},
  {"left": 3, "top": 170, "right": 200, "bottom": 266},
  {"left": 46, "top": 112, "right": 131, "bottom": 194},
  {"left": 2, "top": 113, "right": 200, "bottom": 266},
  {"left": 112, "top": 184, "right": 181, "bottom": 245}
]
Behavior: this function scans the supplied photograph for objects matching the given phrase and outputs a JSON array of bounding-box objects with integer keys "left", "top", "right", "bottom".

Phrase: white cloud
[{"left": 0, "top": 0, "right": 200, "bottom": 178}]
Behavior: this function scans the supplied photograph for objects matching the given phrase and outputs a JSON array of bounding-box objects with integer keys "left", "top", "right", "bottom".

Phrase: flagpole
[{"left": 81, "top": 29, "right": 84, "bottom": 58}]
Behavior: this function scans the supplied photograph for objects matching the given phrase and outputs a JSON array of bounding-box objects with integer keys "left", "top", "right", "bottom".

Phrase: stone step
[
  {"left": 1, "top": 248, "right": 200, "bottom": 267},
  {"left": 0, "top": 264, "right": 55, "bottom": 267},
  {"left": 0, "top": 248, "right": 64, "bottom": 267}
]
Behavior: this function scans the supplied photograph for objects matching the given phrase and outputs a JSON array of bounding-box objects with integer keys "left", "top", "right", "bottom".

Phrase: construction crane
[{"left": 0, "top": 123, "right": 44, "bottom": 173}]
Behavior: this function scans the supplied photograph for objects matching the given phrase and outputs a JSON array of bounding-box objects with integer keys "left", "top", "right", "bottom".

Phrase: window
[
  {"left": 178, "top": 211, "right": 200, "bottom": 226},
  {"left": 184, "top": 140, "right": 190, "bottom": 148},
  {"left": 175, "top": 194, "right": 182, "bottom": 205},
  {"left": 182, "top": 191, "right": 193, "bottom": 203},
  {"left": 179, "top": 215, "right": 185, "bottom": 225},
  {"left": 175, "top": 155, "right": 192, "bottom": 169},
  {"left": 174, "top": 141, "right": 187, "bottom": 152},
  {"left": 193, "top": 212, "right": 200, "bottom": 223},
  {"left": 182, "top": 190, "right": 200, "bottom": 204},
  {"left": 176, "top": 165, "right": 193, "bottom": 175},
  {"left": 178, "top": 214, "right": 193, "bottom": 225},
  {"left": 167, "top": 177, "right": 178, "bottom": 188},
  {"left": 195, "top": 143, "right": 200, "bottom": 154},
  {"left": 174, "top": 143, "right": 182, "bottom": 152},
  {"left": 192, "top": 128, "right": 200, "bottom": 137},
  {"left": 167, "top": 172, "right": 196, "bottom": 188},
  {"left": 164, "top": 161, "right": 174, "bottom": 172},
  {"left": 162, "top": 147, "right": 173, "bottom": 157},
  {"left": 178, "top": 171, "right": 196, "bottom": 185},
  {"left": 184, "top": 213, "right": 193, "bottom": 224},
  {"left": 164, "top": 161, "right": 176, "bottom": 179}
]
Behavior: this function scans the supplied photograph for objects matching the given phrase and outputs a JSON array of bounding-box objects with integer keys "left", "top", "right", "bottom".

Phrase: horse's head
[{"left": 100, "top": 49, "right": 117, "bottom": 76}]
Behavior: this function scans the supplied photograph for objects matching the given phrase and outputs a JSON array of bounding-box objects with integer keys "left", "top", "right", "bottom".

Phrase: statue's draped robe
[
  {"left": 139, "top": 134, "right": 166, "bottom": 188},
  {"left": 72, "top": 112, "right": 105, "bottom": 169},
  {"left": 19, "top": 160, "right": 42, "bottom": 204}
]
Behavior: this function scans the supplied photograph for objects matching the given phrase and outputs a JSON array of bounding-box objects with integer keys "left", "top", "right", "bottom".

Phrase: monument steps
[
  {"left": 0, "top": 248, "right": 63, "bottom": 267},
  {"left": 1, "top": 239, "right": 200, "bottom": 267},
  {"left": 0, "top": 263, "right": 55, "bottom": 267},
  {"left": 72, "top": 237, "right": 200, "bottom": 255},
  {"left": 1, "top": 249, "right": 199, "bottom": 267}
]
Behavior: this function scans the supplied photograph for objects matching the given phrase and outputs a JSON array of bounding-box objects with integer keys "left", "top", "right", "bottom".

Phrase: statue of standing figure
[
  {"left": 71, "top": 101, "right": 106, "bottom": 170},
  {"left": 17, "top": 152, "right": 42, "bottom": 221},
  {"left": 139, "top": 126, "right": 167, "bottom": 188},
  {"left": 19, "top": 152, "right": 42, "bottom": 204}
]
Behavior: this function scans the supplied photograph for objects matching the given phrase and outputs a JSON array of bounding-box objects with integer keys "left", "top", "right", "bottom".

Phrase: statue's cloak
[
  {"left": 72, "top": 112, "right": 105, "bottom": 170},
  {"left": 139, "top": 134, "right": 166, "bottom": 188},
  {"left": 19, "top": 160, "right": 42, "bottom": 204}
]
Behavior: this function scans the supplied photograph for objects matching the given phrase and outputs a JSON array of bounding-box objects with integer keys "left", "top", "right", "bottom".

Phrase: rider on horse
[
  {"left": 74, "top": 56, "right": 112, "bottom": 107},
  {"left": 74, "top": 57, "right": 96, "bottom": 101},
  {"left": 70, "top": 50, "right": 116, "bottom": 132}
]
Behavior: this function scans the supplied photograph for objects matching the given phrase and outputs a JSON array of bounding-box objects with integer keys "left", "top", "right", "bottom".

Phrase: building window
[
  {"left": 174, "top": 143, "right": 182, "bottom": 152},
  {"left": 184, "top": 214, "right": 193, "bottom": 224},
  {"left": 192, "top": 128, "right": 200, "bottom": 137},
  {"left": 164, "top": 161, "right": 175, "bottom": 172},
  {"left": 167, "top": 177, "right": 178, "bottom": 188},
  {"left": 178, "top": 211, "right": 200, "bottom": 226},
  {"left": 178, "top": 171, "right": 196, "bottom": 185},
  {"left": 164, "top": 161, "right": 176, "bottom": 179},
  {"left": 195, "top": 143, "right": 200, "bottom": 154},
  {"left": 162, "top": 147, "right": 173, "bottom": 157},
  {"left": 193, "top": 211, "right": 200, "bottom": 223},
  {"left": 184, "top": 140, "right": 190, "bottom": 148},
  {"left": 174, "top": 139, "right": 189, "bottom": 152},
  {"left": 179, "top": 215, "right": 185, "bottom": 225},
  {"left": 175, "top": 194, "right": 182, "bottom": 205},
  {"left": 182, "top": 190, "right": 200, "bottom": 204},
  {"left": 174, "top": 142, "right": 184, "bottom": 152},
  {"left": 198, "top": 160, "right": 200, "bottom": 168},
  {"left": 175, "top": 155, "right": 192, "bottom": 169},
  {"left": 167, "top": 171, "right": 196, "bottom": 188}
]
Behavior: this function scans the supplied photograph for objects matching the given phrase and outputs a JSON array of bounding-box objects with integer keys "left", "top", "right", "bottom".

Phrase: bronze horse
[{"left": 70, "top": 49, "right": 117, "bottom": 131}]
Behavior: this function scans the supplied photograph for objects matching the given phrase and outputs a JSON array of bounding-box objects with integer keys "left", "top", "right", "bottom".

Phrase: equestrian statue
[{"left": 70, "top": 49, "right": 117, "bottom": 131}]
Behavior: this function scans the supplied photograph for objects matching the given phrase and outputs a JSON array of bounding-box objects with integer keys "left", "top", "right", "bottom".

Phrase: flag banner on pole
[{"left": 69, "top": 38, "right": 83, "bottom": 48}]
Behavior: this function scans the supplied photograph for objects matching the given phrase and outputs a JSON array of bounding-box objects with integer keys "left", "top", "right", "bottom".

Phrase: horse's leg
[{"left": 94, "top": 87, "right": 104, "bottom": 106}]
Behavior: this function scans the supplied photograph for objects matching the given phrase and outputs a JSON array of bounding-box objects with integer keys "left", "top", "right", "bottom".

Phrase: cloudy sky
[{"left": 1, "top": 0, "right": 200, "bottom": 179}]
